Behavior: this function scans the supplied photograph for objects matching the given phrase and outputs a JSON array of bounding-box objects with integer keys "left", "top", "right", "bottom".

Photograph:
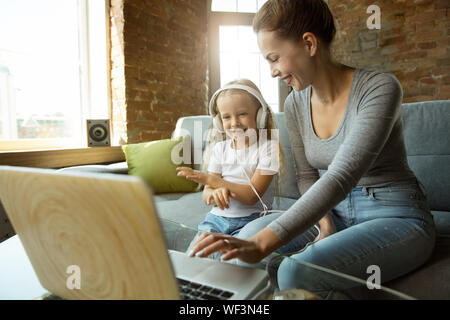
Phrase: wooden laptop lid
[{"left": 0, "top": 166, "right": 179, "bottom": 299}]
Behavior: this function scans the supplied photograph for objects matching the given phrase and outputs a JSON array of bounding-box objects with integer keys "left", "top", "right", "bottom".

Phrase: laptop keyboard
[{"left": 177, "top": 278, "right": 234, "bottom": 300}]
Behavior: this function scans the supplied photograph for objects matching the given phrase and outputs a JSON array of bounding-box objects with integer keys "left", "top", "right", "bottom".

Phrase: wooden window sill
[{"left": 0, "top": 146, "right": 125, "bottom": 168}]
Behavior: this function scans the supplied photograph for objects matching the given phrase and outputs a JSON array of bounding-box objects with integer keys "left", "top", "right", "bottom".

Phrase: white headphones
[{"left": 208, "top": 84, "right": 271, "bottom": 132}]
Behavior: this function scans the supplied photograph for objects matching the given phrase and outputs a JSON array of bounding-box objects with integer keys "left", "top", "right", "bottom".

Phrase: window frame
[
  {"left": 207, "top": 0, "right": 289, "bottom": 111},
  {"left": 0, "top": 0, "right": 112, "bottom": 154},
  {"left": 0, "top": 0, "right": 115, "bottom": 168}
]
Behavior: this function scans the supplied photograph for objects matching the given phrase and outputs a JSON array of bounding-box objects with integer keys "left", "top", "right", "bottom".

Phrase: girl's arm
[
  {"left": 202, "top": 174, "right": 235, "bottom": 210},
  {"left": 177, "top": 167, "right": 275, "bottom": 206},
  {"left": 208, "top": 170, "right": 274, "bottom": 206},
  {"left": 201, "top": 173, "right": 221, "bottom": 204},
  {"left": 202, "top": 185, "right": 213, "bottom": 203}
]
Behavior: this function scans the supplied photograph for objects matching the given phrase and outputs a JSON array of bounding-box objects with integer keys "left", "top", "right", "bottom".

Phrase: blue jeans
[
  {"left": 187, "top": 212, "right": 262, "bottom": 259},
  {"left": 237, "top": 179, "right": 436, "bottom": 299}
]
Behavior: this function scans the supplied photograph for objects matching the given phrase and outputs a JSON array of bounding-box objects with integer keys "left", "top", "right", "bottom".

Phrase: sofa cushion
[
  {"left": 58, "top": 162, "right": 128, "bottom": 174},
  {"left": 386, "top": 242, "right": 450, "bottom": 300},
  {"left": 153, "top": 193, "right": 186, "bottom": 203},
  {"left": 122, "top": 136, "right": 198, "bottom": 194},
  {"left": 402, "top": 101, "right": 450, "bottom": 211},
  {"left": 172, "top": 115, "right": 212, "bottom": 171},
  {"left": 432, "top": 210, "right": 450, "bottom": 239},
  {"left": 274, "top": 113, "right": 301, "bottom": 200},
  {"left": 272, "top": 196, "right": 298, "bottom": 211},
  {"left": 407, "top": 155, "right": 450, "bottom": 212},
  {"left": 345, "top": 241, "right": 450, "bottom": 300}
]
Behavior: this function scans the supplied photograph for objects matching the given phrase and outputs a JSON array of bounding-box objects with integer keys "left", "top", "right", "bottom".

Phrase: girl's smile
[{"left": 216, "top": 93, "right": 259, "bottom": 147}]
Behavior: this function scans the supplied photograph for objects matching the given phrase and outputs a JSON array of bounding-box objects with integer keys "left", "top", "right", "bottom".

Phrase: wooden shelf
[{"left": 0, "top": 146, "right": 125, "bottom": 168}]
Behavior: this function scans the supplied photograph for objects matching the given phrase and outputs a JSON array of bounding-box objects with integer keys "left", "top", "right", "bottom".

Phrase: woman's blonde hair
[{"left": 202, "top": 79, "right": 285, "bottom": 207}]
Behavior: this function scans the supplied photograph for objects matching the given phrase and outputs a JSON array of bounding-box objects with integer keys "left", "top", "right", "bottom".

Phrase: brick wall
[
  {"left": 110, "top": 1, "right": 448, "bottom": 144},
  {"left": 110, "top": 0, "right": 208, "bottom": 144},
  {"left": 328, "top": 0, "right": 449, "bottom": 102}
]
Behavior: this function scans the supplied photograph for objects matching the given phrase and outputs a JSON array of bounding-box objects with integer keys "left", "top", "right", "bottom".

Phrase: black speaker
[{"left": 87, "top": 119, "right": 110, "bottom": 147}]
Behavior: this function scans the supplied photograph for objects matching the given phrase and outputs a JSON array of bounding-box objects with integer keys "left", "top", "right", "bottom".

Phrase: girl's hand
[
  {"left": 176, "top": 167, "right": 211, "bottom": 185},
  {"left": 205, "top": 187, "right": 236, "bottom": 210}
]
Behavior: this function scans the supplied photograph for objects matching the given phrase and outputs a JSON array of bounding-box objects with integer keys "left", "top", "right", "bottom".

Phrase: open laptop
[{"left": 0, "top": 166, "right": 268, "bottom": 300}]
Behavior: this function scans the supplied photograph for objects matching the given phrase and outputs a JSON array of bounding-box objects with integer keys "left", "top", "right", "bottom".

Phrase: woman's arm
[{"left": 269, "top": 73, "right": 403, "bottom": 242}]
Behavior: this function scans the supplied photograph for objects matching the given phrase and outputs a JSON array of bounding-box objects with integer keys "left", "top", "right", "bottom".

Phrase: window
[
  {"left": 0, "top": 0, "right": 109, "bottom": 151},
  {"left": 212, "top": 0, "right": 268, "bottom": 13},
  {"left": 209, "top": 0, "right": 289, "bottom": 112},
  {"left": 219, "top": 25, "right": 278, "bottom": 111}
]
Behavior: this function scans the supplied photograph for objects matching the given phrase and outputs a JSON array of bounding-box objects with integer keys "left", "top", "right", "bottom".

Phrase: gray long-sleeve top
[{"left": 268, "top": 68, "right": 416, "bottom": 242}]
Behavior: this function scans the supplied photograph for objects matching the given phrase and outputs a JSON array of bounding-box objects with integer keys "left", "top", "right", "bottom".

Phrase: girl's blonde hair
[{"left": 202, "top": 79, "right": 285, "bottom": 207}]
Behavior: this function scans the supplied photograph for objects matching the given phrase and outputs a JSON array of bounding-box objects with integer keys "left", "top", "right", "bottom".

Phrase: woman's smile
[{"left": 281, "top": 74, "right": 293, "bottom": 86}]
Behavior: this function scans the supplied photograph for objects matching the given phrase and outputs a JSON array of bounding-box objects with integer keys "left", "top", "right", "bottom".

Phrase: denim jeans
[
  {"left": 236, "top": 178, "right": 436, "bottom": 299},
  {"left": 187, "top": 212, "right": 262, "bottom": 259}
]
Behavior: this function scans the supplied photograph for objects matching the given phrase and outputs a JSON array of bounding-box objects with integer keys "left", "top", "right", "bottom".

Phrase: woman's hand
[
  {"left": 205, "top": 187, "right": 236, "bottom": 210},
  {"left": 188, "top": 228, "right": 283, "bottom": 264},
  {"left": 188, "top": 233, "right": 267, "bottom": 264},
  {"left": 176, "top": 167, "right": 221, "bottom": 187},
  {"left": 315, "top": 213, "right": 337, "bottom": 242}
]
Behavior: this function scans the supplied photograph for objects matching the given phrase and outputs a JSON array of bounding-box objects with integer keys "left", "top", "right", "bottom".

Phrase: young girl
[{"left": 176, "top": 79, "right": 284, "bottom": 258}]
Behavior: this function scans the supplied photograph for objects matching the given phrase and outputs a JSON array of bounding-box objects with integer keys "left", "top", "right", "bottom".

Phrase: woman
[{"left": 189, "top": 0, "right": 436, "bottom": 298}]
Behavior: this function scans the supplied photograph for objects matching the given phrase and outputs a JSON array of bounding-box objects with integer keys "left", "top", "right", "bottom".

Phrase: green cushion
[{"left": 121, "top": 136, "right": 198, "bottom": 194}]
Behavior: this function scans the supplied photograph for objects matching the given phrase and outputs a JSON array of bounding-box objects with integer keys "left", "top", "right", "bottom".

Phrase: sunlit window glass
[
  {"left": 0, "top": 0, "right": 108, "bottom": 149},
  {"left": 211, "top": 0, "right": 237, "bottom": 12},
  {"left": 0, "top": 0, "right": 80, "bottom": 140},
  {"left": 219, "top": 25, "right": 279, "bottom": 112},
  {"left": 237, "top": 0, "right": 256, "bottom": 13},
  {"left": 257, "top": 0, "right": 268, "bottom": 10},
  {"left": 212, "top": 0, "right": 268, "bottom": 13}
]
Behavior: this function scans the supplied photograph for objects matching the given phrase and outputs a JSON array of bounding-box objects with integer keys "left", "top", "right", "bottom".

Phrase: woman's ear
[{"left": 302, "top": 32, "right": 318, "bottom": 57}]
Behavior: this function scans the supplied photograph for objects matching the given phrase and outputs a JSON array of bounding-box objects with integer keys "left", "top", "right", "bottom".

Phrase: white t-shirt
[{"left": 207, "top": 138, "right": 279, "bottom": 218}]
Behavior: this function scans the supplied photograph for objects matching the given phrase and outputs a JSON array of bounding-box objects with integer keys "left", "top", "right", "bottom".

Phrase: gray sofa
[{"left": 1, "top": 100, "right": 448, "bottom": 299}]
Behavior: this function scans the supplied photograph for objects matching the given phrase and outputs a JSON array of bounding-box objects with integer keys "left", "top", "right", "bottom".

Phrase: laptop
[{"left": 0, "top": 166, "right": 269, "bottom": 300}]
